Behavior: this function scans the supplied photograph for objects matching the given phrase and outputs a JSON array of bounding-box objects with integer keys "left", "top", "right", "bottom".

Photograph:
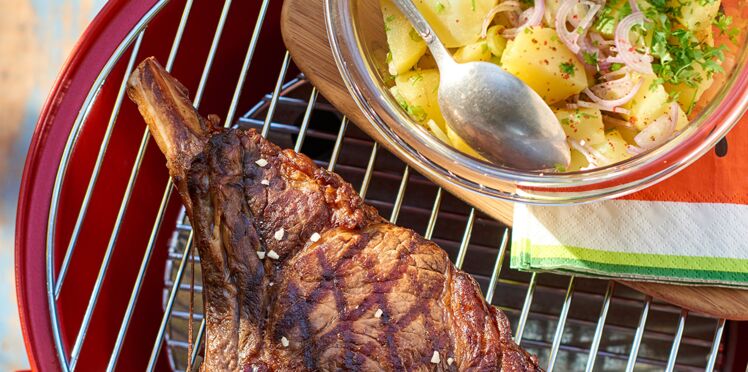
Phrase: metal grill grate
[
  {"left": 162, "top": 78, "right": 729, "bottom": 372},
  {"left": 41, "top": 0, "right": 737, "bottom": 371}
]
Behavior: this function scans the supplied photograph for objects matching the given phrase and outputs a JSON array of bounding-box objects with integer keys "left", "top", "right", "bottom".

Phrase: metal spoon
[{"left": 392, "top": 0, "right": 570, "bottom": 171}]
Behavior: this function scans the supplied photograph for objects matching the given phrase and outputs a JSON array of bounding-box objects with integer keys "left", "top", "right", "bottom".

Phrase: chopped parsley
[
  {"left": 554, "top": 163, "right": 567, "bottom": 172},
  {"left": 471, "top": 0, "right": 476, "bottom": 11},
  {"left": 560, "top": 62, "right": 576, "bottom": 76},
  {"left": 582, "top": 51, "right": 599, "bottom": 67},
  {"left": 593, "top": 0, "right": 632, "bottom": 36},
  {"left": 714, "top": 13, "right": 739, "bottom": 42},
  {"left": 434, "top": 1, "right": 446, "bottom": 13},
  {"left": 642, "top": 1, "right": 726, "bottom": 88},
  {"left": 409, "top": 72, "right": 424, "bottom": 85},
  {"left": 610, "top": 63, "right": 624, "bottom": 71},
  {"left": 395, "top": 96, "right": 427, "bottom": 122}
]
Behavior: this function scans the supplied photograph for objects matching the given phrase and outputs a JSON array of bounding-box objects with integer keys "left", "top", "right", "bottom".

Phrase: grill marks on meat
[{"left": 127, "top": 57, "right": 540, "bottom": 371}]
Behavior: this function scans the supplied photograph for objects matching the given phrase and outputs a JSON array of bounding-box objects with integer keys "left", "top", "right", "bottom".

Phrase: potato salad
[{"left": 380, "top": 0, "right": 735, "bottom": 171}]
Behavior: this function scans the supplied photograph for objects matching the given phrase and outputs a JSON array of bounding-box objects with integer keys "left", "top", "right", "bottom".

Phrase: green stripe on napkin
[{"left": 511, "top": 238, "right": 748, "bottom": 287}]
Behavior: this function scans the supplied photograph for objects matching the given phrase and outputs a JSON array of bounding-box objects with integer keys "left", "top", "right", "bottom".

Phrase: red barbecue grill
[{"left": 15, "top": 0, "right": 748, "bottom": 371}]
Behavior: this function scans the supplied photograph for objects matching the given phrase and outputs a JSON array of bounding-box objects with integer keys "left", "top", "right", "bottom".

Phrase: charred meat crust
[{"left": 127, "top": 58, "right": 540, "bottom": 372}]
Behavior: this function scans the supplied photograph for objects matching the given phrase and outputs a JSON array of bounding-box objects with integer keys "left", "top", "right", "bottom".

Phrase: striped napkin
[{"left": 510, "top": 118, "right": 748, "bottom": 287}]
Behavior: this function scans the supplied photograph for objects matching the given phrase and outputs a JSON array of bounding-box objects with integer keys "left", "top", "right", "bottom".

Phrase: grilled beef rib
[{"left": 127, "top": 57, "right": 540, "bottom": 371}]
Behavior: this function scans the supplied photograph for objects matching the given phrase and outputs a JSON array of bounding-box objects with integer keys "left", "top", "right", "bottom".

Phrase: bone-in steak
[{"left": 127, "top": 57, "right": 540, "bottom": 371}]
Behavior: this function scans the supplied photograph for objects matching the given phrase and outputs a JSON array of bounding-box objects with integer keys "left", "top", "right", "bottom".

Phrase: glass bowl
[{"left": 325, "top": 0, "right": 748, "bottom": 204}]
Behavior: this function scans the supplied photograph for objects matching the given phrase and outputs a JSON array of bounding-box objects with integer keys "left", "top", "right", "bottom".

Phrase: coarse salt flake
[
  {"left": 256, "top": 251, "right": 265, "bottom": 259},
  {"left": 255, "top": 158, "right": 268, "bottom": 167},
  {"left": 431, "top": 351, "right": 440, "bottom": 364},
  {"left": 310, "top": 232, "right": 321, "bottom": 242},
  {"left": 267, "top": 250, "right": 280, "bottom": 260},
  {"left": 260, "top": 179, "right": 270, "bottom": 186},
  {"left": 447, "top": 357, "right": 454, "bottom": 366},
  {"left": 374, "top": 309, "right": 383, "bottom": 318},
  {"left": 274, "top": 228, "right": 285, "bottom": 241},
  {"left": 281, "top": 336, "right": 289, "bottom": 347}
]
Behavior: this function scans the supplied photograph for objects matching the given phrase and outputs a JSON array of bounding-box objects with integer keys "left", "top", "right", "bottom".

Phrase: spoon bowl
[
  {"left": 439, "top": 60, "right": 570, "bottom": 170},
  {"left": 391, "top": 0, "right": 570, "bottom": 170}
]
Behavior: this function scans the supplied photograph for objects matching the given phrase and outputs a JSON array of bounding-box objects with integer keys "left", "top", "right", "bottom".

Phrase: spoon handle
[{"left": 390, "top": 0, "right": 454, "bottom": 68}]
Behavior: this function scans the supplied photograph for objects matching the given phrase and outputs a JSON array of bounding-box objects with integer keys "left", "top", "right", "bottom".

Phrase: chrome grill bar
[
  {"left": 224, "top": 0, "right": 272, "bottom": 127},
  {"left": 389, "top": 166, "right": 410, "bottom": 223},
  {"left": 193, "top": 0, "right": 233, "bottom": 108},
  {"left": 294, "top": 88, "right": 319, "bottom": 152},
  {"left": 585, "top": 281, "right": 615, "bottom": 372},
  {"left": 705, "top": 319, "right": 726, "bottom": 371},
  {"left": 328, "top": 117, "right": 348, "bottom": 171},
  {"left": 484, "top": 228, "right": 510, "bottom": 304},
  {"left": 262, "top": 52, "right": 292, "bottom": 138},
  {"left": 454, "top": 208, "right": 476, "bottom": 270},
  {"left": 66, "top": 30, "right": 147, "bottom": 369},
  {"left": 423, "top": 188, "right": 442, "bottom": 240},
  {"left": 625, "top": 296, "right": 652, "bottom": 372},
  {"left": 514, "top": 272, "right": 537, "bottom": 344},
  {"left": 146, "top": 234, "right": 194, "bottom": 371},
  {"left": 547, "top": 276, "right": 575, "bottom": 372},
  {"left": 359, "top": 143, "right": 379, "bottom": 198},
  {"left": 106, "top": 0, "right": 195, "bottom": 363},
  {"left": 665, "top": 309, "right": 688, "bottom": 372}
]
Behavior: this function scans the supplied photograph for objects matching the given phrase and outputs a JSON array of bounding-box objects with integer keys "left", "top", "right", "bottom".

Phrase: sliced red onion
[
  {"left": 568, "top": 138, "right": 610, "bottom": 166},
  {"left": 614, "top": 12, "right": 654, "bottom": 75},
  {"left": 590, "top": 74, "right": 635, "bottom": 95},
  {"left": 633, "top": 102, "right": 679, "bottom": 150},
  {"left": 626, "top": 145, "right": 644, "bottom": 155},
  {"left": 556, "top": 0, "right": 601, "bottom": 54},
  {"left": 577, "top": 100, "right": 631, "bottom": 114},
  {"left": 629, "top": 0, "right": 640, "bottom": 13},
  {"left": 502, "top": 0, "right": 545, "bottom": 38},
  {"left": 481, "top": 1, "right": 523, "bottom": 38},
  {"left": 604, "top": 55, "right": 626, "bottom": 64},
  {"left": 601, "top": 65, "right": 630, "bottom": 80},
  {"left": 583, "top": 77, "right": 643, "bottom": 108},
  {"left": 603, "top": 115, "right": 637, "bottom": 130},
  {"left": 590, "top": 32, "right": 615, "bottom": 47}
]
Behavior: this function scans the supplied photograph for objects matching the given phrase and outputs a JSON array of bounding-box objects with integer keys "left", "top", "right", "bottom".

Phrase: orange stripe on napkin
[{"left": 620, "top": 115, "right": 748, "bottom": 204}]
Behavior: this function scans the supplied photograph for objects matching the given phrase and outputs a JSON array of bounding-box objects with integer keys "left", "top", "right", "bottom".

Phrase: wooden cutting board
[{"left": 280, "top": 0, "right": 748, "bottom": 320}]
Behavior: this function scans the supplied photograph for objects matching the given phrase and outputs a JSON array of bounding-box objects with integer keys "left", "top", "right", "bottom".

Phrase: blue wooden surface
[{"left": 0, "top": 0, "right": 106, "bottom": 369}]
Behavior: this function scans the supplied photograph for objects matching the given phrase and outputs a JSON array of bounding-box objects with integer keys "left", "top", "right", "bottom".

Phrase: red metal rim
[{"left": 14, "top": 0, "right": 156, "bottom": 370}]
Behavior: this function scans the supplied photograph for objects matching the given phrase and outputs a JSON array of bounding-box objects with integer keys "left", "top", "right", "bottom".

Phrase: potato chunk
[
  {"left": 567, "top": 149, "right": 590, "bottom": 171},
  {"left": 381, "top": 0, "right": 427, "bottom": 75},
  {"left": 664, "top": 64, "right": 714, "bottom": 114},
  {"left": 447, "top": 125, "right": 486, "bottom": 159},
  {"left": 593, "top": 130, "right": 631, "bottom": 164},
  {"left": 392, "top": 69, "right": 446, "bottom": 130},
  {"left": 554, "top": 107, "right": 606, "bottom": 145},
  {"left": 624, "top": 76, "right": 670, "bottom": 130},
  {"left": 501, "top": 27, "right": 588, "bottom": 104},
  {"left": 454, "top": 40, "right": 492, "bottom": 63},
  {"left": 485, "top": 25, "right": 508, "bottom": 57},
  {"left": 670, "top": 0, "right": 721, "bottom": 31},
  {"left": 413, "top": 0, "right": 499, "bottom": 47}
]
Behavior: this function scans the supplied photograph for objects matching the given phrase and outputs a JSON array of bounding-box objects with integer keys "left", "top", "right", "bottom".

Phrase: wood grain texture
[{"left": 280, "top": 0, "right": 748, "bottom": 320}]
